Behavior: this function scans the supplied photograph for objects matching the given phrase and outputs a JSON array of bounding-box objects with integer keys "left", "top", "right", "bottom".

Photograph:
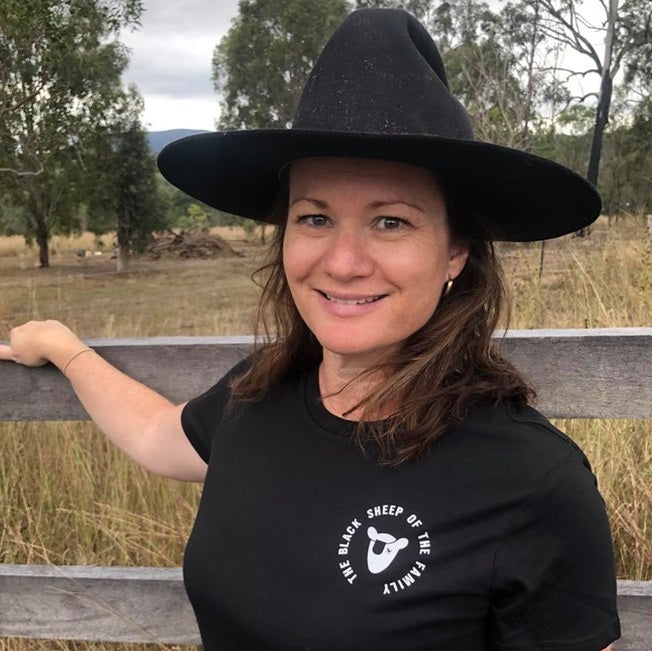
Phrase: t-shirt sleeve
[
  {"left": 180, "top": 357, "right": 251, "bottom": 463},
  {"left": 489, "top": 450, "right": 620, "bottom": 651}
]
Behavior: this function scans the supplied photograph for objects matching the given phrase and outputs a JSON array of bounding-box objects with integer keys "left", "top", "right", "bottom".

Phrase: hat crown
[{"left": 292, "top": 8, "right": 474, "bottom": 140}]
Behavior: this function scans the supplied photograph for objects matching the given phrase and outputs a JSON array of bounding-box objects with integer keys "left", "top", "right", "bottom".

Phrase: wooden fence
[{"left": 1, "top": 328, "right": 651, "bottom": 648}]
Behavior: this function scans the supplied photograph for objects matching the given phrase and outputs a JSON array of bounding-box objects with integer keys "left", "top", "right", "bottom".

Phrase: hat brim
[{"left": 157, "top": 130, "right": 600, "bottom": 242}]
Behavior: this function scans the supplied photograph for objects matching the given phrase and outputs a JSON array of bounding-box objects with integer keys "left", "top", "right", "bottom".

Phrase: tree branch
[
  {"left": 536, "top": 22, "right": 596, "bottom": 60},
  {"left": 596, "top": 0, "right": 610, "bottom": 22},
  {"left": 536, "top": 0, "right": 603, "bottom": 67},
  {"left": 611, "top": 44, "right": 629, "bottom": 76},
  {"left": 555, "top": 90, "right": 600, "bottom": 114},
  {"left": 0, "top": 160, "right": 44, "bottom": 177},
  {"left": 538, "top": 66, "right": 601, "bottom": 77},
  {"left": 0, "top": 80, "right": 46, "bottom": 120},
  {"left": 576, "top": 12, "right": 602, "bottom": 32},
  {"left": 572, "top": 91, "right": 600, "bottom": 103}
]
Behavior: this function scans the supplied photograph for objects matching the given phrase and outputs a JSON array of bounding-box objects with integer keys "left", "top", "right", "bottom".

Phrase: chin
[{"left": 317, "top": 335, "right": 399, "bottom": 362}]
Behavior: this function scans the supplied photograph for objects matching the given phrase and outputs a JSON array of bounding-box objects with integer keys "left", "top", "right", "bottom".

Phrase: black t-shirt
[{"left": 181, "top": 361, "right": 620, "bottom": 651}]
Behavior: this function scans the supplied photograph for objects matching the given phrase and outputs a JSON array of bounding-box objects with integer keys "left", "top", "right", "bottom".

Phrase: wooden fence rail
[{"left": 1, "top": 329, "right": 651, "bottom": 648}]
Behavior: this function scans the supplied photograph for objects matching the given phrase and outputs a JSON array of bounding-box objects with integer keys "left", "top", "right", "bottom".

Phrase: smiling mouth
[{"left": 319, "top": 291, "right": 386, "bottom": 305}]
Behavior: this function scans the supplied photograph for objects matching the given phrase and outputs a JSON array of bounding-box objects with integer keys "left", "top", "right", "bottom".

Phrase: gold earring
[{"left": 443, "top": 279, "right": 453, "bottom": 297}]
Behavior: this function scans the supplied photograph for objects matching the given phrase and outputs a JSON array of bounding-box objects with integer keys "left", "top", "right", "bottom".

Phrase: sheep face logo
[
  {"left": 337, "top": 503, "right": 430, "bottom": 595},
  {"left": 366, "top": 526, "right": 409, "bottom": 574}
]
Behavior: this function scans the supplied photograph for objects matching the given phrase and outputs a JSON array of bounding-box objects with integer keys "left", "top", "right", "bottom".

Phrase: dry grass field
[{"left": 0, "top": 217, "right": 650, "bottom": 650}]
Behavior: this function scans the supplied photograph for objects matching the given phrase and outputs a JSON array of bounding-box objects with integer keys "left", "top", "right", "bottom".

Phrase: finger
[{"left": 0, "top": 344, "right": 17, "bottom": 362}]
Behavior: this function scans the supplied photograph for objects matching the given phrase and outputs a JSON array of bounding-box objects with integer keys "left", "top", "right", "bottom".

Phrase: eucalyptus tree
[
  {"left": 0, "top": 0, "right": 142, "bottom": 267},
  {"left": 518, "top": 0, "right": 652, "bottom": 189},
  {"left": 213, "top": 0, "right": 350, "bottom": 129}
]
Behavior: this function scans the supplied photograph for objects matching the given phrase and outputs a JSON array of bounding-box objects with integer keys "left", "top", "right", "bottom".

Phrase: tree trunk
[
  {"left": 34, "top": 211, "right": 50, "bottom": 268},
  {"left": 116, "top": 225, "right": 130, "bottom": 272},
  {"left": 577, "top": 0, "right": 618, "bottom": 236},
  {"left": 587, "top": 72, "right": 613, "bottom": 186},
  {"left": 116, "top": 246, "right": 129, "bottom": 273}
]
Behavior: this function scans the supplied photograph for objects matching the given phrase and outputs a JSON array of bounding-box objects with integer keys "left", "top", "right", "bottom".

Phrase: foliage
[
  {"left": 213, "top": 0, "right": 349, "bottom": 128},
  {"left": 0, "top": 0, "right": 143, "bottom": 266},
  {"left": 0, "top": 192, "right": 26, "bottom": 237},
  {"left": 529, "top": 125, "right": 590, "bottom": 179},
  {"left": 157, "top": 176, "right": 247, "bottom": 230},
  {"left": 442, "top": 39, "right": 528, "bottom": 146},
  {"left": 159, "top": 176, "right": 194, "bottom": 225},
  {"left": 354, "top": 0, "right": 434, "bottom": 20},
  {"left": 85, "top": 103, "right": 166, "bottom": 271},
  {"left": 624, "top": 25, "right": 652, "bottom": 91},
  {"left": 517, "top": 0, "right": 652, "bottom": 188},
  {"left": 625, "top": 97, "right": 652, "bottom": 212},
  {"left": 529, "top": 97, "right": 652, "bottom": 214},
  {"left": 114, "top": 124, "right": 164, "bottom": 253},
  {"left": 599, "top": 96, "right": 652, "bottom": 214}
]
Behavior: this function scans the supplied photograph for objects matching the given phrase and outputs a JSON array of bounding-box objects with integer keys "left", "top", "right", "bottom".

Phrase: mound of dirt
[{"left": 146, "top": 227, "right": 241, "bottom": 259}]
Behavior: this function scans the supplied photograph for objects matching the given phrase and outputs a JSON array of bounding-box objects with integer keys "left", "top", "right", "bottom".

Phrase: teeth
[{"left": 324, "top": 293, "right": 382, "bottom": 305}]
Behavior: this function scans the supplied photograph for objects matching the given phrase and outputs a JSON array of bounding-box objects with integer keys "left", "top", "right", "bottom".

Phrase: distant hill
[{"left": 147, "top": 129, "right": 211, "bottom": 153}]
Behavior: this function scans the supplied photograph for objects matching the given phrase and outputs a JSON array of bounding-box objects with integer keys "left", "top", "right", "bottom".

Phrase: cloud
[
  {"left": 123, "top": 33, "right": 217, "bottom": 99},
  {"left": 120, "top": 0, "right": 240, "bottom": 129},
  {"left": 135, "top": 0, "right": 238, "bottom": 37},
  {"left": 140, "top": 95, "right": 219, "bottom": 131}
]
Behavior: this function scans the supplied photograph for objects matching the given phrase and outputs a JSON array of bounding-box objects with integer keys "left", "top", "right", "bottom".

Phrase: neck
[{"left": 319, "top": 350, "right": 396, "bottom": 421}]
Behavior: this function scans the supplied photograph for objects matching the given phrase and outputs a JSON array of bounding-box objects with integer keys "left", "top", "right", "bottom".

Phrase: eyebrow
[
  {"left": 290, "top": 196, "right": 425, "bottom": 213},
  {"left": 290, "top": 196, "right": 329, "bottom": 209},
  {"left": 368, "top": 199, "right": 425, "bottom": 213}
]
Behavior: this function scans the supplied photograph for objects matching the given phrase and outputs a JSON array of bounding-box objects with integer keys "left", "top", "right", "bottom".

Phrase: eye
[
  {"left": 376, "top": 216, "right": 409, "bottom": 230},
  {"left": 297, "top": 214, "right": 330, "bottom": 227}
]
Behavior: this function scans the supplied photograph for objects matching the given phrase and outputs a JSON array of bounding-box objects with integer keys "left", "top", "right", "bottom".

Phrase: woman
[{"left": 0, "top": 8, "right": 619, "bottom": 651}]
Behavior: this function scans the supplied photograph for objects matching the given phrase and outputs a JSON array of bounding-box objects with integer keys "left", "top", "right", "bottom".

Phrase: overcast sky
[{"left": 120, "top": 0, "right": 241, "bottom": 132}]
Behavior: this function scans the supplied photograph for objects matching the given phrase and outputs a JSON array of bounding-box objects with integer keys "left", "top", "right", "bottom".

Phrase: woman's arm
[{"left": 0, "top": 320, "right": 207, "bottom": 482}]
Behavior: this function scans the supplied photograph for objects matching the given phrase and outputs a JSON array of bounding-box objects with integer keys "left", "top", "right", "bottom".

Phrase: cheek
[
  {"left": 282, "top": 232, "right": 298, "bottom": 278},
  {"left": 396, "top": 245, "right": 450, "bottom": 289},
  {"left": 282, "top": 232, "right": 313, "bottom": 287}
]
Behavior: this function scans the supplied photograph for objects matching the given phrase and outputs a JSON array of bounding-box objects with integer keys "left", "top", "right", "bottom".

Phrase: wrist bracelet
[{"left": 62, "top": 347, "right": 94, "bottom": 377}]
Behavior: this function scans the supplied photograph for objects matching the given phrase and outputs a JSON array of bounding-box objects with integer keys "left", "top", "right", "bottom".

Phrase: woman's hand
[{"left": 0, "top": 320, "right": 85, "bottom": 370}]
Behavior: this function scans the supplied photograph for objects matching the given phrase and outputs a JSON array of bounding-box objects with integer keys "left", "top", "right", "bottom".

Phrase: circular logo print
[{"left": 337, "top": 503, "right": 431, "bottom": 596}]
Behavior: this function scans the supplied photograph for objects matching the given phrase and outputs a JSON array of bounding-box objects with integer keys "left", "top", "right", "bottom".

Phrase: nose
[{"left": 322, "top": 227, "right": 374, "bottom": 280}]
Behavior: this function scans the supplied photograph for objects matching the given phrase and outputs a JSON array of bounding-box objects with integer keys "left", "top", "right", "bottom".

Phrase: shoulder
[
  {"left": 180, "top": 356, "right": 253, "bottom": 458},
  {"left": 456, "top": 399, "right": 581, "bottom": 456},
  {"left": 437, "top": 400, "right": 593, "bottom": 495}
]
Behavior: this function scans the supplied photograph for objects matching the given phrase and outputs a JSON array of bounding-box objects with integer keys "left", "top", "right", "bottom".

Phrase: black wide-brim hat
[{"left": 158, "top": 8, "right": 600, "bottom": 242}]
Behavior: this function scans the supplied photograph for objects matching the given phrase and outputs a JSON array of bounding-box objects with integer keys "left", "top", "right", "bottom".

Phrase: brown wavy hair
[{"left": 231, "top": 174, "right": 535, "bottom": 464}]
